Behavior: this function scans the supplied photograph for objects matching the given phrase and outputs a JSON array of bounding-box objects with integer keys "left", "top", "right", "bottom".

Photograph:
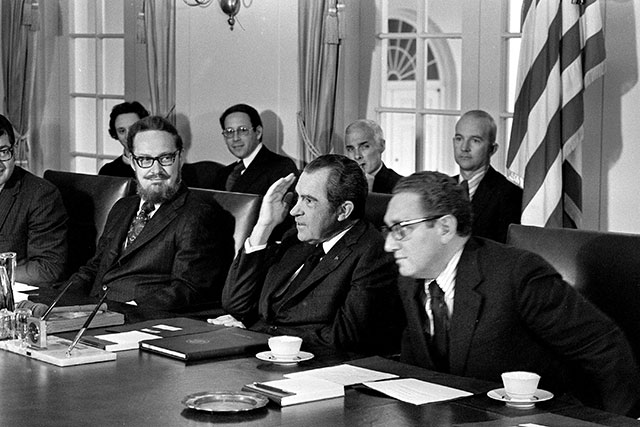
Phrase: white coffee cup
[
  {"left": 501, "top": 371, "right": 540, "bottom": 400},
  {"left": 268, "top": 335, "right": 303, "bottom": 359}
]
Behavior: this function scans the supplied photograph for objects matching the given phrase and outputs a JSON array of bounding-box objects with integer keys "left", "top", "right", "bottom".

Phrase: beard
[{"left": 136, "top": 170, "right": 181, "bottom": 204}]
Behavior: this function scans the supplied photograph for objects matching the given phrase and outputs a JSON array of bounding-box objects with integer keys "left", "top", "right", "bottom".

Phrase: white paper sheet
[
  {"left": 362, "top": 378, "right": 472, "bottom": 405},
  {"left": 284, "top": 364, "right": 398, "bottom": 386}
]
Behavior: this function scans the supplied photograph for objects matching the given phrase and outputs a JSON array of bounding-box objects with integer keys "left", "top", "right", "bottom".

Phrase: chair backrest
[
  {"left": 44, "top": 170, "right": 134, "bottom": 273},
  {"left": 365, "top": 192, "right": 393, "bottom": 230},
  {"left": 507, "top": 224, "right": 640, "bottom": 364},
  {"left": 189, "top": 188, "right": 262, "bottom": 255},
  {"left": 181, "top": 161, "right": 224, "bottom": 189}
]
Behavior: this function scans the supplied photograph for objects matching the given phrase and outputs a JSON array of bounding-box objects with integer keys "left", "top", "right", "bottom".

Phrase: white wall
[
  {"left": 175, "top": 1, "right": 300, "bottom": 166},
  {"left": 600, "top": 1, "right": 640, "bottom": 233}
]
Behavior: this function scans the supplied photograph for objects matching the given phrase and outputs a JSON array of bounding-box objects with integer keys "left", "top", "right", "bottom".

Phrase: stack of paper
[{"left": 243, "top": 377, "right": 344, "bottom": 406}]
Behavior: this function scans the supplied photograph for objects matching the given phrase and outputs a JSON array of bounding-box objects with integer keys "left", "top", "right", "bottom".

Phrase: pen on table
[
  {"left": 65, "top": 288, "right": 110, "bottom": 357},
  {"left": 40, "top": 279, "right": 75, "bottom": 321},
  {"left": 251, "top": 382, "right": 296, "bottom": 396}
]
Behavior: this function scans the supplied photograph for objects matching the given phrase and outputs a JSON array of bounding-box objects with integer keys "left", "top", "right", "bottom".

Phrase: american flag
[{"left": 506, "top": 0, "right": 605, "bottom": 228}]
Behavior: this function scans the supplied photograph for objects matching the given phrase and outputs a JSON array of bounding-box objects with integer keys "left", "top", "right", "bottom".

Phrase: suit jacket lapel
[
  {"left": 0, "top": 169, "right": 20, "bottom": 232},
  {"left": 471, "top": 167, "right": 498, "bottom": 221},
  {"left": 448, "top": 239, "right": 483, "bottom": 374},
  {"left": 276, "top": 220, "right": 364, "bottom": 311},
  {"left": 234, "top": 146, "right": 269, "bottom": 192},
  {"left": 119, "top": 187, "right": 187, "bottom": 258}
]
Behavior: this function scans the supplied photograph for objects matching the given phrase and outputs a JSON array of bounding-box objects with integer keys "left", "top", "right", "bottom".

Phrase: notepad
[
  {"left": 80, "top": 330, "right": 162, "bottom": 352},
  {"left": 284, "top": 364, "right": 398, "bottom": 386},
  {"left": 242, "top": 377, "right": 344, "bottom": 406}
]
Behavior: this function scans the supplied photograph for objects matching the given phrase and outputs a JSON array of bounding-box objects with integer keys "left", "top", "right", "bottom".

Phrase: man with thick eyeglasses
[
  {"left": 384, "top": 171, "right": 640, "bottom": 417},
  {"left": 0, "top": 114, "right": 68, "bottom": 285},
  {"left": 213, "top": 103, "right": 298, "bottom": 195},
  {"left": 67, "top": 116, "right": 234, "bottom": 313}
]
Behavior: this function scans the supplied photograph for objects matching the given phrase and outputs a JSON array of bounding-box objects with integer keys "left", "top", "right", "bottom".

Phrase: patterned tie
[
  {"left": 225, "top": 161, "right": 245, "bottom": 191},
  {"left": 125, "top": 201, "right": 155, "bottom": 248},
  {"left": 460, "top": 180, "right": 469, "bottom": 200},
  {"left": 429, "top": 280, "right": 450, "bottom": 371}
]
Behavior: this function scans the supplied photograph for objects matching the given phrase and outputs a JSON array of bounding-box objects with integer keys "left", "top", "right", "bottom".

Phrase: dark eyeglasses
[
  {"left": 0, "top": 147, "right": 14, "bottom": 162},
  {"left": 222, "top": 126, "right": 254, "bottom": 139},
  {"left": 130, "top": 150, "right": 180, "bottom": 169},
  {"left": 382, "top": 215, "right": 445, "bottom": 241}
]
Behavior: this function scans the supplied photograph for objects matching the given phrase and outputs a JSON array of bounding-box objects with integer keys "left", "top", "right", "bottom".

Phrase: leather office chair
[
  {"left": 507, "top": 224, "right": 640, "bottom": 366},
  {"left": 44, "top": 170, "right": 134, "bottom": 275},
  {"left": 365, "top": 192, "right": 393, "bottom": 230},
  {"left": 181, "top": 160, "right": 224, "bottom": 189},
  {"left": 189, "top": 188, "right": 262, "bottom": 256}
]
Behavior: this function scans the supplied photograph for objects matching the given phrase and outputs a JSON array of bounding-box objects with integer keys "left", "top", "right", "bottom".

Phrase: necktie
[
  {"left": 271, "top": 245, "right": 325, "bottom": 315},
  {"left": 429, "top": 280, "right": 450, "bottom": 371},
  {"left": 366, "top": 173, "right": 375, "bottom": 192},
  {"left": 125, "top": 201, "right": 155, "bottom": 248},
  {"left": 225, "top": 161, "right": 245, "bottom": 191},
  {"left": 460, "top": 180, "right": 469, "bottom": 200}
]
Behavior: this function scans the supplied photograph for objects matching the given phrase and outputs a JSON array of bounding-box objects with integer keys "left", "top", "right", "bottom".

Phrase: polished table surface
[
  {"left": 9, "top": 288, "right": 638, "bottom": 426},
  {"left": 0, "top": 340, "right": 638, "bottom": 427}
]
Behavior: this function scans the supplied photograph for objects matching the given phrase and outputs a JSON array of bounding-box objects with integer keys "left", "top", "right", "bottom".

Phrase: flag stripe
[{"left": 507, "top": 0, "right": 605, "bottom": 228}]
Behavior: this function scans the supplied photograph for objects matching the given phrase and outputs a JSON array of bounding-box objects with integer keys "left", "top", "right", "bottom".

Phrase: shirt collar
[
  {"left": 240, "top": 143, "right": 263, "bottom": 169},
  {"left": 321, "top": 223, "right": 354, "bottom": 254}
]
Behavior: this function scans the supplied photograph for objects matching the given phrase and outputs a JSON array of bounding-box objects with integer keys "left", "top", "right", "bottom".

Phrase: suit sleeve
[
  {"left": 15, "top": 184, "right": 68, "bottom": 285},
  {"left": 222, "top": 245, "right": 275, "bottom": 326},
  {"left": 514, "top": 251, "right": 640, "bottom": 416}
]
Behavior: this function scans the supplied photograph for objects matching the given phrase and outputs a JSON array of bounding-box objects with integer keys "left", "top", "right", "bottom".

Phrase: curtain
[
  {"left": 297, "top": 0, "right": 344, "bottom": 164},
  {"left": 141, "top": 0, "right": 176, "bottom": 122},
  {"left": 1, "top": 0, "right": 39, "bottom": 168}
]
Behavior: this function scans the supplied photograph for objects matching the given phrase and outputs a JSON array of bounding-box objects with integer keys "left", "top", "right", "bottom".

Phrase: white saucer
[
  {"left": 255, "top": 351, "right": 314, "bottom": 365},
  {"left": 487, "top": 388, "right": 554, "bottom": 409}
]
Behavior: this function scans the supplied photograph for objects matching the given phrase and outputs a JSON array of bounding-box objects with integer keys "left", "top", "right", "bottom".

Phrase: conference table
[{"left": 1, "top": 289, "right": 637, "bottom": 426}]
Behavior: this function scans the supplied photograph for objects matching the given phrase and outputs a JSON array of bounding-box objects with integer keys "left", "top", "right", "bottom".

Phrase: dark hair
[
  {"left": 0, "top": 114, "right": 15, "bottom": 146},
  {"left": 219, "top": 103, "right": 263, "bottom": 131},
  {"left": 393, "top": 171, "right": 473, "bottom": 236},
  {"left": 127, "top": 116, "right": 183, "bottom": 154},
  {"left": 108, "top": 101, "right": 150, "bottom": 139},
  {"left": 304, "top": 154, "right": 367, "bottom": 219},
  {"left": 459, "top": 110, "right": 497, "bottom": 144}
]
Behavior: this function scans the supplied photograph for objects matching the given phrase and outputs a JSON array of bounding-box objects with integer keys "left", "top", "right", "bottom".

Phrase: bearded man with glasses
[
  {"left": 67, "top": 116, "right": 233, "bottom": 314},
  {"left": 213, "top": 103, "right": 298, "bottom": 195},
  {"left": 0, "top": 114, "right": 68, "bottom": 285},
  {"left": 384, "top": 171, "right": 640, "bottom": 417}
]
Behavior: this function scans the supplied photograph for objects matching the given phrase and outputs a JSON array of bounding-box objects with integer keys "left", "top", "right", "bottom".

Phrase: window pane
[
  {"left": 424, "top": 39, "right": 461, "bottom": 111},
  {"left": 72, "top": 39, "right": 96, "bottom": 93},
  {"left": 72, "top": 98, "right": 97, "bottom": 153},
  {"left": 74, "top": 157, "right": 98, "bottom": 174},
  {"left": 426, "top": 0, "right": 462, "bottom": 33},
  {"left": 103, "top": 99, "right": 123, "bottom": 156},
  {"left": 102, "top": 0, "right": 124, "bottom": 34},
  {"left": 508, "top": 0, "right": 524, "bottom": 33},
  {"left": 506, "top": 38, "right": 521, "bottom": 113},
  {"left": 423, "top": 114, "right": 458, "bottom": 175},
  {"left": 72, "top": 0, "right": 96, "bottom": 33},
  {"left": 380, "top": 112, "right": 416, "bottom": 176},
  {"left": 102, "top": 39, "right": 124, "bottom": 95}
]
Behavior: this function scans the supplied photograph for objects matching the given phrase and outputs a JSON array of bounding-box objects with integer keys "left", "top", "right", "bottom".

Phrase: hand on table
[{"left": 207, "top": 314, "right": 246, "bottom": 329}]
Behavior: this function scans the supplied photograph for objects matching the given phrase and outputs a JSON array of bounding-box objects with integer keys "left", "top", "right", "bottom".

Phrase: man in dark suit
[
  {"left": 453, "top": 110, "right": 521, "bottom": 243},
  {"left": 216, "top": 155, "right": 403, "bottom": 355},
  {"left": 383, "top": 171, "right": 640, "bottom": 417},
  {"left": 213, "top": 103, "right": 298, "bottom": 195},
  {"left": 70, "top": 116, "right": 233, "bottom": 312},
  {"left": 0, "top": 114, "right": 68, "bottom": 285},
  {"left": 345, "top": 119, "right": 402, "bottom": 194},
  {"left": 99, "top": 101, "right": 149, "bottom": 178}
]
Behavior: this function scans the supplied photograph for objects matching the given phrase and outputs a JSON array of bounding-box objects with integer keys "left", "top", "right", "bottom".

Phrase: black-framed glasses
[
  {"left": 221, "top": 126, "right": 254, "bottom": 139},
  {"left": 131, "top": 150, "right": 180, "bottom": 169},
  {"left": 0, "top": 147, "right": 14, "bottom": 162},
  {"left": 382, "top": 215, "right": 445, "bottom": 241}
]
